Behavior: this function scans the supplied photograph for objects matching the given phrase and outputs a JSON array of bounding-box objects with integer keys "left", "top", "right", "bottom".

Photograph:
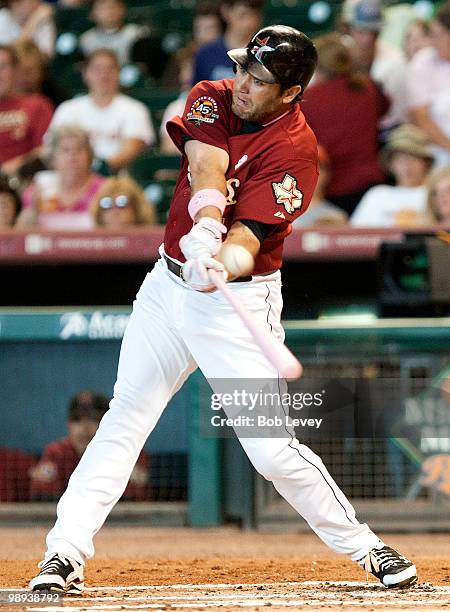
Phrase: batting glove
[
  {"left": 182, "top": 255, "right": 228, "bottom": 292},
  {"left": 179, "top": 217, "right": 227, "bottom": 260}
]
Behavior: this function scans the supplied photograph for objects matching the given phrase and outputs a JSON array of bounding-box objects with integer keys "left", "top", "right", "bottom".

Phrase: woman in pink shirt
[{"left": 17, "top": 126, "right": 104, "bottom": 230}]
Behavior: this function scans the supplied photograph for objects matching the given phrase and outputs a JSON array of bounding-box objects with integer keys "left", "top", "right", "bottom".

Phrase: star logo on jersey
[
  {"left": 272, "top": 174, "right": 304, "bottom": 215},
  {"left": 250, "top": 36, "right": 275, "bottom": 64}
]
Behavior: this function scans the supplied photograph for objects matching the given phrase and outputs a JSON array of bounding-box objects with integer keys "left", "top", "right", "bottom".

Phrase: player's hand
[
  {"left": 181, "top": 255, "right": 228, "bottom": 292},
  {"left": 179, "top": 217, "right": 227, "bottom": 260}
]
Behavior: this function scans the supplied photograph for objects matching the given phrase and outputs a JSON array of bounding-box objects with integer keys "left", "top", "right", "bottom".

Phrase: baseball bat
[{"left": 208, "top": 269, "right": 303, "bottom": 380}]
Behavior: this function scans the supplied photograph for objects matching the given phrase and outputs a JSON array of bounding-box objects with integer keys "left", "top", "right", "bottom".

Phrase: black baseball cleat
[
  {"left": 360, "top": 544, "right": 417, "bottom": 588},
  {"left": 29, "top": 553, "right": 84, "bottom": 594}
]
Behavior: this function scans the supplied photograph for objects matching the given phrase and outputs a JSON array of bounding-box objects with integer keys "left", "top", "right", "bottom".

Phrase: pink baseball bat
[{"left": 208, "top": 269, "right": 303, "bottom": 380}]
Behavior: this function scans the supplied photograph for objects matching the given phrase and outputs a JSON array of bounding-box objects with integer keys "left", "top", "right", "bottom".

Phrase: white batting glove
[
  {"left": 182, "top": 255, "right": 228, "bottom": 292},
  {"left": 179, "top": 217, "right": 227, "bottom": 260}
]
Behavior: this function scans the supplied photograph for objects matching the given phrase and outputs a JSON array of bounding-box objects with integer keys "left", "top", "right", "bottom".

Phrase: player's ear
[{"left": 282, "top": 85, "right": 302, "bottom": 104}]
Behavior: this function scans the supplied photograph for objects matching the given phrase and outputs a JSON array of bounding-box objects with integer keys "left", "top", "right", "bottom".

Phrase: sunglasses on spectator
[{"left": 99, "top": 195, "right": 130, "bottom": 209}]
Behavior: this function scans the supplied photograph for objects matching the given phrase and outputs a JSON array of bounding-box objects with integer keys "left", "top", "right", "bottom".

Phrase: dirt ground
[{"left": 0, "top": 527, "right": 449, "bottom": 610}]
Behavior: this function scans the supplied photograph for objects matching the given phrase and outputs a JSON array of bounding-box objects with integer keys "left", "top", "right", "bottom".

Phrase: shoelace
[
  {"left": 363, "top": 548, "right": 408, "bottom": 580},
  {"left": 38, "top": 554, "right": 72, "bottom": 573}
]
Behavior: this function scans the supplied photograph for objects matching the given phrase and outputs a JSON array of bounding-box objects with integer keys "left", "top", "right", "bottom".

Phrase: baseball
[{"left": 221, "top": 244, "right": 254, "bottom": 277}]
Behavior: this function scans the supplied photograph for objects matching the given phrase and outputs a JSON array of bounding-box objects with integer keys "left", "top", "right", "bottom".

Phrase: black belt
[{"left": 163, "top": 253, "right": 252, "bottom": 283}]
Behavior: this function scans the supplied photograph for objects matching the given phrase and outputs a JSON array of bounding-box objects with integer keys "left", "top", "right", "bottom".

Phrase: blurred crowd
[
  {"left": 0, "top": 0, "right": 449, "bottom": 230},
  {"left": 0, "top": 390, "right": 150, "bottom": 502}
]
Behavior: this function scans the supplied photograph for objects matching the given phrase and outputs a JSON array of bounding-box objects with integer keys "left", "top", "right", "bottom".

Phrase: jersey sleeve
[
  {"left": 232, "top": 159, "right": 318, "bottom": 226},
  {"left": 166, "top": 80, "right": 230, "bottom": 154}
]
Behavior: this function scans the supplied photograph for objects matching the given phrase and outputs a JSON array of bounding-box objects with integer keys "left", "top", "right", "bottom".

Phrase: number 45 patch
[
  {"left": 186, "top": 96, "right": 220, "bottom": 125},
  {"left": 272, "top": 173, "right": 304, "bottom": 215}
]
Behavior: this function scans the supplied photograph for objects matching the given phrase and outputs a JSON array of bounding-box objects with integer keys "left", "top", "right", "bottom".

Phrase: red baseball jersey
[
  {"left": 0, "top": 448, "right": 35, "bottom": 502},
  {"left": 30, "top": 437, "right": 150, "bottom": 501},
  {"left": 165, "top": 79, "right": 318, "bottom": 275},
  {"left": 0, "top": 94, "right": 53, "bottom": 163}
]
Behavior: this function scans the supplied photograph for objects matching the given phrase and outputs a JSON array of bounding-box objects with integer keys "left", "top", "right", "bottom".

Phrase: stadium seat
[
  {"left": 145, "top": 178, "right": 178, "bottom": 224},
  {"left": 128, "top": 152, "right": 181, "bottom": 185}
]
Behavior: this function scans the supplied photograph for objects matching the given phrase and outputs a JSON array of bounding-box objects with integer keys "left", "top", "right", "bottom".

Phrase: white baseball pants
[{"left": 46, "top": 255, "right": 379, "bottom": 563}]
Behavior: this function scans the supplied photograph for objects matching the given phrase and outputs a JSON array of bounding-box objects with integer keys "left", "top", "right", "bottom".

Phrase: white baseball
[{"left": 221, "top": 244, "right": 254, "bottom": 277}]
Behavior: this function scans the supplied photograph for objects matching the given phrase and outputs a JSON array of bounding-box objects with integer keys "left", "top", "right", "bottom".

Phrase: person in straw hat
[{"left": 351, "top": 124, "right": 434, "bottom": 226}]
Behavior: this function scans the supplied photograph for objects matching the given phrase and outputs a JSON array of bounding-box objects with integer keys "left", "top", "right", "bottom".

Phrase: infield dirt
[{"left": 1, "top": 528, "right": 449, "bottom": 610}]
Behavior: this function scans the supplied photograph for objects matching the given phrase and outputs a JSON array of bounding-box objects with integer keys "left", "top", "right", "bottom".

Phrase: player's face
[
  {"left": 68, "top": 418, "right": 100, "bottom": 456},
  {"left": 84, "top": 54, "right": 120, "bottom": 97},
  {"left": 92, "top": 0, "right": 126, "bottom": 30},
  {"left": 99, "top": 193, "right": 137, "bottom": 228},
  {"left": 232, "top": 64, "right": 294, "bottom": 123},
  {"left": 224, "top": 4, "right": 262, "bottom": 41},
  {"left": 53, "top": 136, "right": 92, "bottom": 177},
  {"left": 193, "top": 14, "right": 222, "bottom": 46},
  {"left": 389, "top": 152, "right": 429, "bottom": 187}
]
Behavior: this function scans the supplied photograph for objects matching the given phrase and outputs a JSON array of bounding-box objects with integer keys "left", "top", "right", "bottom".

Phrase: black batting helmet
[{"left": 228, "top": 25, "right": 317, "bottom": 91}]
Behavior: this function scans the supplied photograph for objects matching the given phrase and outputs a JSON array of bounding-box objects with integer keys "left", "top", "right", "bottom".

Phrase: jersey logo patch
[
  {"left": 272, "top": 174, "right": 304, "bottom": 215},
  {"left": 186, "top": 96, "right": 220, "bottom": 125}
]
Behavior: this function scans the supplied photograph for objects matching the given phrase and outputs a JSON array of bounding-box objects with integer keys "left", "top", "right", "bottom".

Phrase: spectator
[
  {"left": 293, "top": 146, "right": 348, "bottom": 227},
  {"left": 0, "top": 175, "right": 21, "bottom": 227},
  {"left": 425, "top": 166, "right": 450, "bottom": 225},
  {"left": 162, "top": 4, "right": 222, "bottom": 89},
  {"left": 160, "top": 46, "right": 195, "bottom": 155},
  {"left": 0, "top": 447, "right": 35, "bottom": 501},
  {"left": 30, "top": 390, "right": 150, "bottom": 501},
  {"left": 345, "top": 0, "right": 407, "bottom": 135},
  {"left": 13, "top": 39, "right": 68, "bottom": 107},
  {"left": 192, "top": 0, "right": 224, "bottom": 47},
  {"left": 47, "top": 49, "right": 155, "bottom": 173},
  {"left": 191, "top": 0, "right": 264, "bottom": 84},
  {"left": 404, "top": 19, "right": 431, "bottom": 62},
  {"left": 406, "top": 4, "right": 450, "bottom": 168},
  {"left": 16, "top": 125, "right": 104, "bottom": 230},
  {"left": 301, "top": 33, "right": 389, "bottom": 215},
  {"left": 351, "top": 124, "right": 434, "bottom": 227},
  {"left": 0, "top": 0, "right": 55, "bottom": 57},
  {"left": 91, "top": 175, "right": 156, "bottom": 228},
  {"left": 12, "top": 155, "right": 47, "bottom": 193},
  {"left": 0, "top": 45, "right": 53, "bottom": 177},
  {"left": 80, "top": 0, "right": 149, "bottom": 67}
]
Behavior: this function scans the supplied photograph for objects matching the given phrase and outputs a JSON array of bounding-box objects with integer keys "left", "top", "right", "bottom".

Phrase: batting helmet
[{"left": 228, "top": 25, "right": 317, "bottom": 91}]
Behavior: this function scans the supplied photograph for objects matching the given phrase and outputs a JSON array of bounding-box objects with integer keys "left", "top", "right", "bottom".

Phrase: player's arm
[
  {"left": 179, "top": 140, "right": 231, "bottom": 290},
  {"left": 184, "top": 139, "right": 229, "bottom": 223},
  {"left": 223, "top": 222, "right": 261, "bottom": 256}
]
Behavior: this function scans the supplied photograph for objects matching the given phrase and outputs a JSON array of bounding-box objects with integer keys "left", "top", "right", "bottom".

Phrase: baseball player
[{"left": 29, "top": 25, "right": 417, "bottom": 593}]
